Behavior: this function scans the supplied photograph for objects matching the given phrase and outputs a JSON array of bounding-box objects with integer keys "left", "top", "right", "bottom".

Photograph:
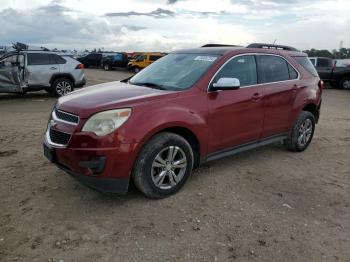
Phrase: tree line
[{"left": 304, "top": 48, "right": 350, "bottom": 59}]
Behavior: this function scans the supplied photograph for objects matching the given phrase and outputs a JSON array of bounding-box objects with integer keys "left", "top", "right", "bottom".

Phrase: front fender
[{"left": 119, "top": 99, "right": 208, "bottom": 157}]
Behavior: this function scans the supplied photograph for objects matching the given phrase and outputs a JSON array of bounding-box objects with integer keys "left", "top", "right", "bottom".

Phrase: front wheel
[
  {"left": 133, "top": 67, "right": 141, "bottom": 73},
  {"left": 284, "top": 111, "right": 315, "bottom": 152},
  {"left": 132, "top": 132, "right": 194, "bottom": 198}
]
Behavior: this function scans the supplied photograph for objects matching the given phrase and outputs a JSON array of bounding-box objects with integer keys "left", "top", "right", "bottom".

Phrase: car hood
[{"left": 56, "top": 81, "right": 178, "bottom": 118}]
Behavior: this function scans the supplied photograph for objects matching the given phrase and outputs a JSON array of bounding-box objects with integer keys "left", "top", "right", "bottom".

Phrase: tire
[
  {"left": 104, "top": 64, "right": 110, "bottom": 71},
  {"left": 132, "top": 132, "right": 194, "bottom": 198},
  {"left": 52, "top": 78, "right": 74, "bottom": 97},
  {"left": 133, "top": 67, "right": 141, "bottom": 73},
  {"left": 339, "top": 77, "right": 350, "bottom": 89},
  {"left": 284, "top": 111, "right": 315, "bottom": 152}
]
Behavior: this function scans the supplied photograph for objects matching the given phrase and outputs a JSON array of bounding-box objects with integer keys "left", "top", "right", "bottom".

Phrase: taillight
[
  {"left": 75, "top": 64, "right": 84, "bottom": 69},
  {"left": 318, "top": 80, "right": 324, "bottom": 93}
]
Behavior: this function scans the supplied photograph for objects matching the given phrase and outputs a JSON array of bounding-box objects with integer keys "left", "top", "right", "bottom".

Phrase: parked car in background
[
  {"left": 102, "top": 53, "right": 129, "bottom": 71},
  {"left": 334, "top": 59, "right": 350, "bottom": 68},
  {"left": 309, "top": 57, "right": 350, "bottom": 89},
  {"left": 127, "top": 52, "right": 166, "bottom": 73},
  {"left": 0, "top": 50, "right": 85, "bottom": 96},
  {"left": 77, "top": 53, "right": 104, "bottom": 68},
  {"left": 44, "top": 43, "right": 322, "bottom": 198}
]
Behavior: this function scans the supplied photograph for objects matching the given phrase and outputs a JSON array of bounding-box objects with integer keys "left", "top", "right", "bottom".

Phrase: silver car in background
[{"left": 0, "top": 51, "right": 86, "bottom": 96}]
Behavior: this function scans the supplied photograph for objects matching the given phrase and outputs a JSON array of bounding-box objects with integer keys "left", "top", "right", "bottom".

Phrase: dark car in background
[
  {"left": 309, "top": 57, "right": 350, "bottom": 89},
  {"left": 77, "top": 53, "right": 103, "bottom": 68},
  {"left": 102, "top": 53, "right": 129, "bottom": 71}
]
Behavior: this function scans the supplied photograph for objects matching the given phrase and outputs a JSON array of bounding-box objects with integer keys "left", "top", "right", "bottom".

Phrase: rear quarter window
[{"left": 293, "top": 56, "right": 318, "bottom": 77}]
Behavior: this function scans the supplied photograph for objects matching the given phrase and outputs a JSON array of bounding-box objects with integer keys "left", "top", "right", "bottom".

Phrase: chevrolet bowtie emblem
[{"left": 50, "top": 119, "right": 57, "bottom": 127}]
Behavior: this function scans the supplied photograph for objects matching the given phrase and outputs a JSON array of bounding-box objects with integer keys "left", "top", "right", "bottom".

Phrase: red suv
[{"left": 44, "top": 43, "right": 323, "bottom": 198}]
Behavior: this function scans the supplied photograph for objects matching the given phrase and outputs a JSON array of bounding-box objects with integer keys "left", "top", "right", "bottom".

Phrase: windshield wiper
[{"left": 131, "top": 82, "right": 168, "bottom": 90}]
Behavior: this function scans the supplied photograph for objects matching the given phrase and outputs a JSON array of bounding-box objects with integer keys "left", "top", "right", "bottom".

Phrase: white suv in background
[{"left": 0, "top": 51, "right": 86, "bottom": 96}]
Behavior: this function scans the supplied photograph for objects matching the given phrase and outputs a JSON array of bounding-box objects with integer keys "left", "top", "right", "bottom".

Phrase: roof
[{"left": 173, "top": 46, "right": 306, "bottom": 57}]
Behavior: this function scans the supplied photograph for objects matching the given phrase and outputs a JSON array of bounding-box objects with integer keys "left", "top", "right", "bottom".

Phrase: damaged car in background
[{"left": 0, "top": 43, "right": 86, "bottom": 97}]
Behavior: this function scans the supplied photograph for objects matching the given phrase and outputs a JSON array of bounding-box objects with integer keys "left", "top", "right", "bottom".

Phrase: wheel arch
[
  {"left": 302, "top": 103, "right": 319, "bottom": 123},
  {"left": 49, "top": 73, "right": 75, "bottom": 86},
  {"left": 135, "top": 124, "right": 203, "bottom": 169}
]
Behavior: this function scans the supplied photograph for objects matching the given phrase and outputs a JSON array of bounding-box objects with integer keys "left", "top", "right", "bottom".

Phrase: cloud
[{"left": 105, "top": 8, "right": 174, "bottom": 18}]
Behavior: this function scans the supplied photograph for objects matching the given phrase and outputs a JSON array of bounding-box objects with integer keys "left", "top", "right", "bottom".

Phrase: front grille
[
  {"left": 55, "top": 108, "right": 79, "bottom": 124},
  {"left": 49, "top": 128, "right": 71, "bottom": 145}
]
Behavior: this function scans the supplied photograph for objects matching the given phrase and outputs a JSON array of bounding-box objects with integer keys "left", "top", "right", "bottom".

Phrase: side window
[
  {"left": 293, "top": 56, "right": 318, "bottom": 76},
  {"left": 214, "top": 55, "right": 257, "bottom": 87},
  {"left": 50, "top": 54, "right": 66, "bottom": 64},
  {"left": 136, "top": 55, "right": 145, "bottom": 62},
  {"left": 0, "top": 54, "right": 18, "bottom": 66},
  {"left": 288, "top": 64, "right": 298, "bottom": 79},
  {"left": 317, "top": 58, "right": 331, "bottom": 67},
  {"left": 309, "top": 58, "right": 316, "bottom": 66},
  {"left": 149, "top": 55, "right": 162, "bottom": 61},
  {"left": 27, "top": 53, "right": 51, "bottom": 65},
  {"left": 258, "top": 55, "right": 290, "bottom": 83}
]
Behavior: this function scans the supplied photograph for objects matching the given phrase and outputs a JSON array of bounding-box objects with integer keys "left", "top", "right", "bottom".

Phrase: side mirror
[{"left": 211, "top": 77, "right": 240, "bottom": 91}]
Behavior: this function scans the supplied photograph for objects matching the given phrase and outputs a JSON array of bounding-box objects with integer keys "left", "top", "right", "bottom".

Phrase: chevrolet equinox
[{"left": 44, "top": 43, "right": 323, "bottom": 198}]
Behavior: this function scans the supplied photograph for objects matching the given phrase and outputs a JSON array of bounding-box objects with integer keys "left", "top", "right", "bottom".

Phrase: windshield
[{"left": 129, "top": 53, "right": 219, "bottom": 91}]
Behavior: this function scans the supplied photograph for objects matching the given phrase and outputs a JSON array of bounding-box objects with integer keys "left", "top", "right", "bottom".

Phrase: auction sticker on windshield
[{"left": 194, "top": 56, "right": 217, "bottom": 62}]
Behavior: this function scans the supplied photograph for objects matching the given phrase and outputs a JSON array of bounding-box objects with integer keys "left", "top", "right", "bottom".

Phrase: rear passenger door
[
  {"left": 257, "top": 54, "right": 299, "bottom": 138},
  {"left": 27, "top": 53, "right": 59, "bottom": 87}
]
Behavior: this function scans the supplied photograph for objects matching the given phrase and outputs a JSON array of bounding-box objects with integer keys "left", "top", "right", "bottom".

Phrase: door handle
[
  {"left": 50, "top": 67, "right": 57, "bottom": 70},
  {"left": 251, "top": 92, "right": 263, "bottom": 101}
]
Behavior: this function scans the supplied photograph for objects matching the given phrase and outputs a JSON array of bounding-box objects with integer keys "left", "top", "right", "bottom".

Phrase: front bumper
[{"left": 57, "top": 162, "right": 129, "bottom": 194}]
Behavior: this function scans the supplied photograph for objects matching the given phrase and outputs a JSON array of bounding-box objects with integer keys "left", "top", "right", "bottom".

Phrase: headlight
[{"left": 82, "top": 108, "right": 131, "bottom": 136}]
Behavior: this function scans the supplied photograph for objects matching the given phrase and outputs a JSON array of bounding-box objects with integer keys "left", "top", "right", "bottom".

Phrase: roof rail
[
  {"left": 246, "top": 43, "right": 299, "bottom": 51},
  {"left": 201, "top": 44, "right": 242, "bottom": 48}
]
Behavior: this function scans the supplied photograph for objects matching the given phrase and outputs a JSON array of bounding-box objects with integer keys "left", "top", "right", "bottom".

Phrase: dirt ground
[{"left": 0, "top": 69, "right": 349, "bottom": 262}]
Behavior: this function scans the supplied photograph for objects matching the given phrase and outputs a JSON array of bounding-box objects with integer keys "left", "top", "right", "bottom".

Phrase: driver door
[
  {"left": 0, "top": 53, "right": 27, "bottom": 92},
  {"left": 208, "top": 55, "right": 264, "bottom": 153}
]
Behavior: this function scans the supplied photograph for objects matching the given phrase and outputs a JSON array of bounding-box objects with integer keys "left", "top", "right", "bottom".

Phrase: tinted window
[
  {"left": 50, "top": 54, "right": 66, "bottom": 64},
  {"left": 258, "top": 55, "right": 289, "bottom": 83},
  {"left": 317, "top": 58, "right": 331, "bottom": 67},
  {"left": 309, "top": 58, "right": 316, "bottom": 66},
  {"left": 293, "top": 56, "right": 318, "bottom": 76},
  {"left": 27, "top": 53, "right": 51, "bottom": 65},
  {"left": 288, "top": 64, "right": 298, "bottom": 79},
  {"left": 149, "top": 55, "right": 162, "bottom": 61},
  {"left": 214, "top": 55, "right": 257, "bottom": 87}
]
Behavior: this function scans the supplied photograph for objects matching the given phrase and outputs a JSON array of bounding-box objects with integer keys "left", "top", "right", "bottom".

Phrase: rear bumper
[{"left": 75, "top": 78, "right": 86, "bottom": 88}]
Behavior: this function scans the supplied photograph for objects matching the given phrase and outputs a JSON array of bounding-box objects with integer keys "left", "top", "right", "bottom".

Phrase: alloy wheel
[
  {"left": 297, "top": 118, "right": 313, "bottom": 147},
  {"left": 151, "top": 146, "right": 187, "bottom": 190},
  {"left": 56, "top": 81, "right": 72, "bottom": 96}
]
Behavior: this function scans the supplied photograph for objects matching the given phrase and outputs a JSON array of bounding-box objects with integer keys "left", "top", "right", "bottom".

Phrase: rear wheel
[
  {"left": 339, "top": 77, "right": 350, "bottom": 89},
  {"left": 132, "top": 132, "right": 194, "bottom": 198},
  {"left": 52, "top": 78, "right": 74, "bottom": 97},
  {"left": 284, "top": 111, "right": 315, "bottom": 152}
]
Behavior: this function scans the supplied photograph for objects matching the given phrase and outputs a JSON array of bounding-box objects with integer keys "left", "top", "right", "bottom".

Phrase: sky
[{"left": 0, "top": 0, "right": 349, "bottom": 52}]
